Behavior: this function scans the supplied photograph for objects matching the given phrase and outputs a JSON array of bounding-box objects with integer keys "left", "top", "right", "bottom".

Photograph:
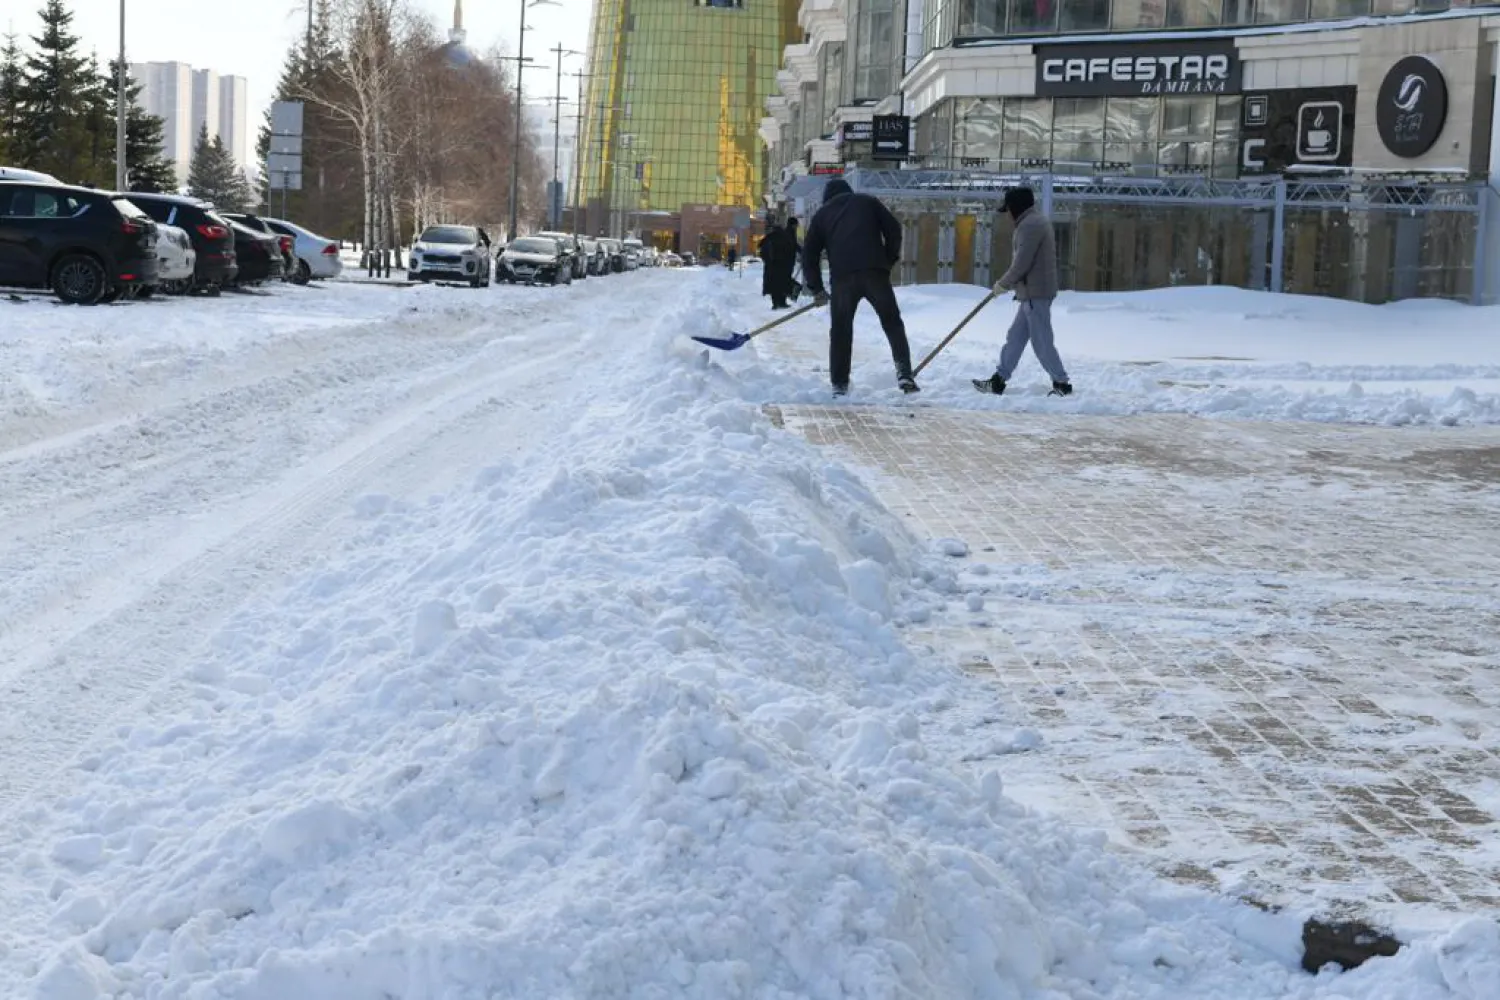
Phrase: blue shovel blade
[{"left": 691, "top": 331, "right": 752, "bottom": 351}]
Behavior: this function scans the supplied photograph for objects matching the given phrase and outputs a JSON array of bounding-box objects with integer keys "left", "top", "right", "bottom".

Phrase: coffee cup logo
[{"left": 1297, "top": 101, "right": 1342, "bottom": 162}]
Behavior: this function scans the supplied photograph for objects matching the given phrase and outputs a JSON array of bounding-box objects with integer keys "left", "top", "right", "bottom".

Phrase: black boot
[
  {"left": 896, "top": 365, "right": 920, "bottom": 394},
  {"left": 972, "top": 373, "right": 1006, "bottom": 395},
  {"left": 832, "top": 382, "right": 849, "bottom": 398},
  {"left": 1049, "top": 380, "right": 1073, "bottom": 397}
]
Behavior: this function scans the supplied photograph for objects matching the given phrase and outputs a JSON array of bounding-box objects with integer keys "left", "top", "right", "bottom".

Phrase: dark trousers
[
  {"left": 769, "top": 265, "right": 795, "bottom": 308},
  {"left": 829, "top": 268, "right": 912, "bottom": 387}
]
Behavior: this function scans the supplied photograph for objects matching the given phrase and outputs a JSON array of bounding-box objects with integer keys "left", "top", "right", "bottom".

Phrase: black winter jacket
[{"left": 800, "top": 180, "right": 902, "bottom": 293}]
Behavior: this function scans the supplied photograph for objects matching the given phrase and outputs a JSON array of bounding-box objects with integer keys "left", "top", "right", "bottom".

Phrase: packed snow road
[
  {"left": 0, "top": 281, "right": 619, "bottom": 813},
  {"left": 2, "top": 272, "right": 1495, "bottom": 999}
]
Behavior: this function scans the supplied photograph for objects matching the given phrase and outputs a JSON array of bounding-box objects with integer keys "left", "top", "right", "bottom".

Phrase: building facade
[
  {"left": 132, "top": 61, "right": 251, "bottom": 185},
  {"left": 574, "top": 0, "right": 802, "bottom": 253},
  {"left": 765, "top": 0, "right": 1500, "bottom": 303}
]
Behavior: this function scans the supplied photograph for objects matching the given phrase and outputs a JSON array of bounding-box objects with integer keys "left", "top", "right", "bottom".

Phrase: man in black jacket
[{"left": 801, "top": 178, "right": 918, "bottom": 396}]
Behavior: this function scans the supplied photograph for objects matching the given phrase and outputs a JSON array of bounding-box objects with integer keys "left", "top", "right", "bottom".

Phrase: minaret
[{"left": 450, "top": 0, "right": 467, "bottom": 45}]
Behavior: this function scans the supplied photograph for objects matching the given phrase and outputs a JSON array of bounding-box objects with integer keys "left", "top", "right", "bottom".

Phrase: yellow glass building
[{"left": 575, "top": 0, "right": 800, "bottom": 248}]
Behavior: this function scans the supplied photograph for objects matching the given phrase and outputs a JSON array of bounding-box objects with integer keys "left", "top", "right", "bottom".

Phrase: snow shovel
[
  {"left": 692, "top": 300, "right": 821, "bottom": 351},
  {"left": 911, "top": 290, "right": 999, "bottom": 377}
]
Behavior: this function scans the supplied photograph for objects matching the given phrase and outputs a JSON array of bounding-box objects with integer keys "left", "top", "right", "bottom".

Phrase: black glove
[{"left": 813, "top": 290, "right": 829, "bottom": 307}]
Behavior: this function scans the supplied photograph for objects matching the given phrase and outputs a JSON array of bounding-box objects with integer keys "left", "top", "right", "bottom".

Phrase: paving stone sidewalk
[{"left": 770, "top": 402, "right": 1500, "bottom": 921}]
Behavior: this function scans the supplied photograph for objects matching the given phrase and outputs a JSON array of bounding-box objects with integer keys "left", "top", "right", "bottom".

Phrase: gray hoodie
[{"left": 998, "top": 206, "right": 1058, "bottom": 301}]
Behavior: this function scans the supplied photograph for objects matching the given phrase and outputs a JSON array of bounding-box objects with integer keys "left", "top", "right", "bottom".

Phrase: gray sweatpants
[{"left": 996, "top": 297, "right": 1068, "bottom": 382}]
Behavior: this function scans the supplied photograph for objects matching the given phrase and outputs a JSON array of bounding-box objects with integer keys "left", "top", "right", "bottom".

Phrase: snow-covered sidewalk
[{"left": 1, "top": 274, "right": 1495, "bottom": 998}]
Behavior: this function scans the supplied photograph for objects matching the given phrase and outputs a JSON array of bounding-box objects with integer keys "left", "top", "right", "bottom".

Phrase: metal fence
[{"left": 840, "top": 167, "right": 1500, "bottom": 306}]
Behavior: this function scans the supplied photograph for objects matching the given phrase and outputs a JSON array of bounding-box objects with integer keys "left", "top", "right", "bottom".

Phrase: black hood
[
  {"left": 1003, "top": 186, "right": 1036, "bottom": 219},
  {"left": 822, "top": 178, "right": 853, "bottom": 201}
]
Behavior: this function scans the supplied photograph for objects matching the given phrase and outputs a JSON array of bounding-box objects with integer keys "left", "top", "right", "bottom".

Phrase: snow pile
[
  {"left": 710, "top": 279, "right": 1500, "bottom": 425},
  {"left": 8, "top": 275, "right": 1497, "bottom": 998}
]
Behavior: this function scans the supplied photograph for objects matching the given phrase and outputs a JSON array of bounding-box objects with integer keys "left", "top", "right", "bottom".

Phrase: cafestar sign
[{"left": 1035, "top": 39, "right": 1241, "bottom": 97}]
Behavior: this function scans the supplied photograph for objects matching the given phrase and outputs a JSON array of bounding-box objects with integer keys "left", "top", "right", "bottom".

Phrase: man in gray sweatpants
[{"left": 972, "top": 186, "right": 1072, "bottom": 397}]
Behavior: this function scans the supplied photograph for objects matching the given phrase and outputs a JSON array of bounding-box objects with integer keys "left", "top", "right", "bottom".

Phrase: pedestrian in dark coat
[
  {"left": 800, "top": 178, "right": 918, "bottom": 396},
  {"left": 759, "top": 229, "right": 776, "bottom": 299},
  {"left": 972, "top": 186, "right": 1072, "bottom": 397},
  {"left": 766, "top": 219, "right": 799, "bottom": 309}
]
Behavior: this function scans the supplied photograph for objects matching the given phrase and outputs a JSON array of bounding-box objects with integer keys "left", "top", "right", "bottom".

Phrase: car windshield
[
  {"left": 420, "top": 226, "right": 477, "bottom": 245},
  {"left": 508, "top": 238, "right": 557, "bottom": 255}
]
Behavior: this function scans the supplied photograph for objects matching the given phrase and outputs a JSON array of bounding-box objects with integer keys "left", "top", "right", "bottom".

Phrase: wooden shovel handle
[
  {"left": 912, "top": 291, "right": 999, "bottom": 377},
  {"left": 742, "top": 300, "right": 821, "bottom": 341}
]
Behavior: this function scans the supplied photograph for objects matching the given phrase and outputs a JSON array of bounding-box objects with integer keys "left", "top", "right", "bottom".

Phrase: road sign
[
  {"left": 872, "top": 115, "right": 910, "bottom": 162},
  {"left": 269, "top": 100, "right": 304, "bottom": 192}
]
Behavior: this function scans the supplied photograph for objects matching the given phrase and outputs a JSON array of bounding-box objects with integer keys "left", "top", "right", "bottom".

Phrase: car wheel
[
  {"left": 99, "top": 287, "right": 123, "bottom": 304},
  {"left": 51, "top": 254, "right": 107, "bottom": 305},
  {"left": 293, "top": 261, "right": 311, "bottom": 285},
  {"left": 207, "top": 283, "right": 222, "bottom": 297},
  {"left": 136, "top": 285, "right": 155, "bottom": 300}
]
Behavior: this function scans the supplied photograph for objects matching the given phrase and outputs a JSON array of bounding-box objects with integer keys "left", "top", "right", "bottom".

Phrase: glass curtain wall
[
  {"left": 820, "top": 42, "right": 844, "bottom": 131},
  {"left": 924, "top": 94, "right": 1242, "bottom": 176},
  {"left": 577, "top": 0, "right": 801, "bottom": 214},
  {"left": 921, "top": 0, "right": 1415, "bottom": 46}
]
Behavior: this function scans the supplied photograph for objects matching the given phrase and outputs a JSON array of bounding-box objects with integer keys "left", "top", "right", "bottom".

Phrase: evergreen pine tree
[
  {"left": 188, "top": 123, "right": 252, "bottom": 210},
  {"left": 0, "top": 32, "right": 23, "bottom": 163},
  {"left": 16, "top": 0, "right": 96, "bottom": 182},
  {"left": 104, "top": 58, "right": 177, "bottom": 192}
]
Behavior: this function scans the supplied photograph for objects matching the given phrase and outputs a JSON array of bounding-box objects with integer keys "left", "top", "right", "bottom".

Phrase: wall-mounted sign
[
  {"left": 1035, "top": 39, "right": 1240, "bottom": 97},
  {"left": 1375, "top": 55, "right": 1447, "bottom": 158},
  {"left": 872, "top": 115, "right": 911, "bottom": 161},
  {"left": 1239, "top": 86, "right": 1355, "bottom": 175},
  {"left": 811, "top": 162, "right": 844, "bottom": 175},
  {"left": 840, "top": 121, "right": 873, "bottom": 142}
]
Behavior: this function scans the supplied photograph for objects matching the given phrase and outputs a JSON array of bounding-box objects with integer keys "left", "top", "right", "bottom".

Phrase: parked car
[
  {"left": 537, "top": 231, "right": 588, "bottom": 281},
  {"left": 227, "top": 219, "right": 286, "bottom": 285},
  {"left": 124, "top": 192, "right": 238, "bottom": 294},
  {"left": 579, "top": 238, "right": 607, "bottom": 276},
  {"left": 497, "top": 236, "right": 572, "bottom": 286},
  {"left": 223, "top": 213, "right": 296, "bottom": 280},
  {"left": 0, "top": 181, "right": 159, "bottom": 304},
  {"left": 661, "top": 252, "right": 683, "bottom": 267},
  {"left": 261, "top": 217, "right": 343, "bottom": 283},
  {"left": 152, "top": 222, "right": 197, "bottom": 295},
  {"left": 408, "top": 224, "right": 492, "bottom": 287},
  {"left": 0, "top": 166, "right": 62, "bottom": 184},
  {"left": 599, "top": 238, "right": 625, "bottom": 273},
  {"left": 680, "top": 252, "right": 697, "bottom": 267},
  {"left": 622, "top": 237, "right": 644, "bottom": 271}
]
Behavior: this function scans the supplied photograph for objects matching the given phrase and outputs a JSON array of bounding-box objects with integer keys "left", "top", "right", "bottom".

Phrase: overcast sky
[{"left": 11, "top": 0, "right": 593, "bottom": 125}]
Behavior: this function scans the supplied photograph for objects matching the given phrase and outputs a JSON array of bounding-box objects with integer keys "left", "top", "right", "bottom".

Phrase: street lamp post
[
  {"left": 506, "top": 0, "right": 560, "bottom": 241},
  {"left": 569, "top": 70, "right": 591, "bottom": 231},
  {"left": 115, "top": 0, "right": 126, "bottom": 191},
  {"left": 548, "top": 45, "right": 581, "bottom": 229}
]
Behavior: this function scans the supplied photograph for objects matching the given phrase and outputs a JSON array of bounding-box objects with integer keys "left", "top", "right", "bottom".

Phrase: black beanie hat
[{"left": 1003, "top": 186, "right": 1036, "bottom": 219}]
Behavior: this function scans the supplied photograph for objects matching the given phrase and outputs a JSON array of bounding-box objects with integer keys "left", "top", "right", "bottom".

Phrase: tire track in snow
[{"left": 0, "top": 325, "right": 582, "bottom": 814}]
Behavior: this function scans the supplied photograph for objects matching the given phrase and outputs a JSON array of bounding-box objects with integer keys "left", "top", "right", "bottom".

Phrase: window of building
[
  {"left": 1166, "top": 0, "right": 1223, "bottom": 26},
  {"left": 852, "top": 0, "right": 899, "bottom": 100},
  {"left": 1008, "top": 0, "right": 1059, "bottom": 33},
  {"left": 1000, "top": 97, "right": 1052, "bottom": 166},
  {"left": 957, "top": 0, "right": 1005, "bottom": 35},
  {"left": 1250, "top": 0, "right": 1309, "bottom": 21},
  {"left": 1060, "top": 0, "right": 1110, "bottom": 31},
  {"left": 820, "top": 42, "right": 844, "bottom": 128},
  {"left": 1309, "top": 0, "right": 1368, "bottom": 14},
  {"left": 1111, "top": 0, "right": 1164, "bottom": 28},
  {"left": 954, "top": 97, "right": 1003, "bottom": 163},
  {"left": 1052, "top": 97, "right": 1105, "bottom": 171}
]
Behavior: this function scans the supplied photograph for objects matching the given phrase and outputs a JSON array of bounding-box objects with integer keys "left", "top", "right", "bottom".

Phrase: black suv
[
  {"left": 223, "top": 213, "right": 296, "bottom": 279},
  {"left": 124, "top": 192, "right": 238, "bottom": 294},
  {"left": 0, "top": 181, "right": 159, "bottom": 304}
]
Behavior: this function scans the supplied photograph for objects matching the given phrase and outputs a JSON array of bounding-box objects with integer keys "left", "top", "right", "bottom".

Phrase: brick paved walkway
[{"left": 770, "top": 404, "right": 1500, "bottom": 921}]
